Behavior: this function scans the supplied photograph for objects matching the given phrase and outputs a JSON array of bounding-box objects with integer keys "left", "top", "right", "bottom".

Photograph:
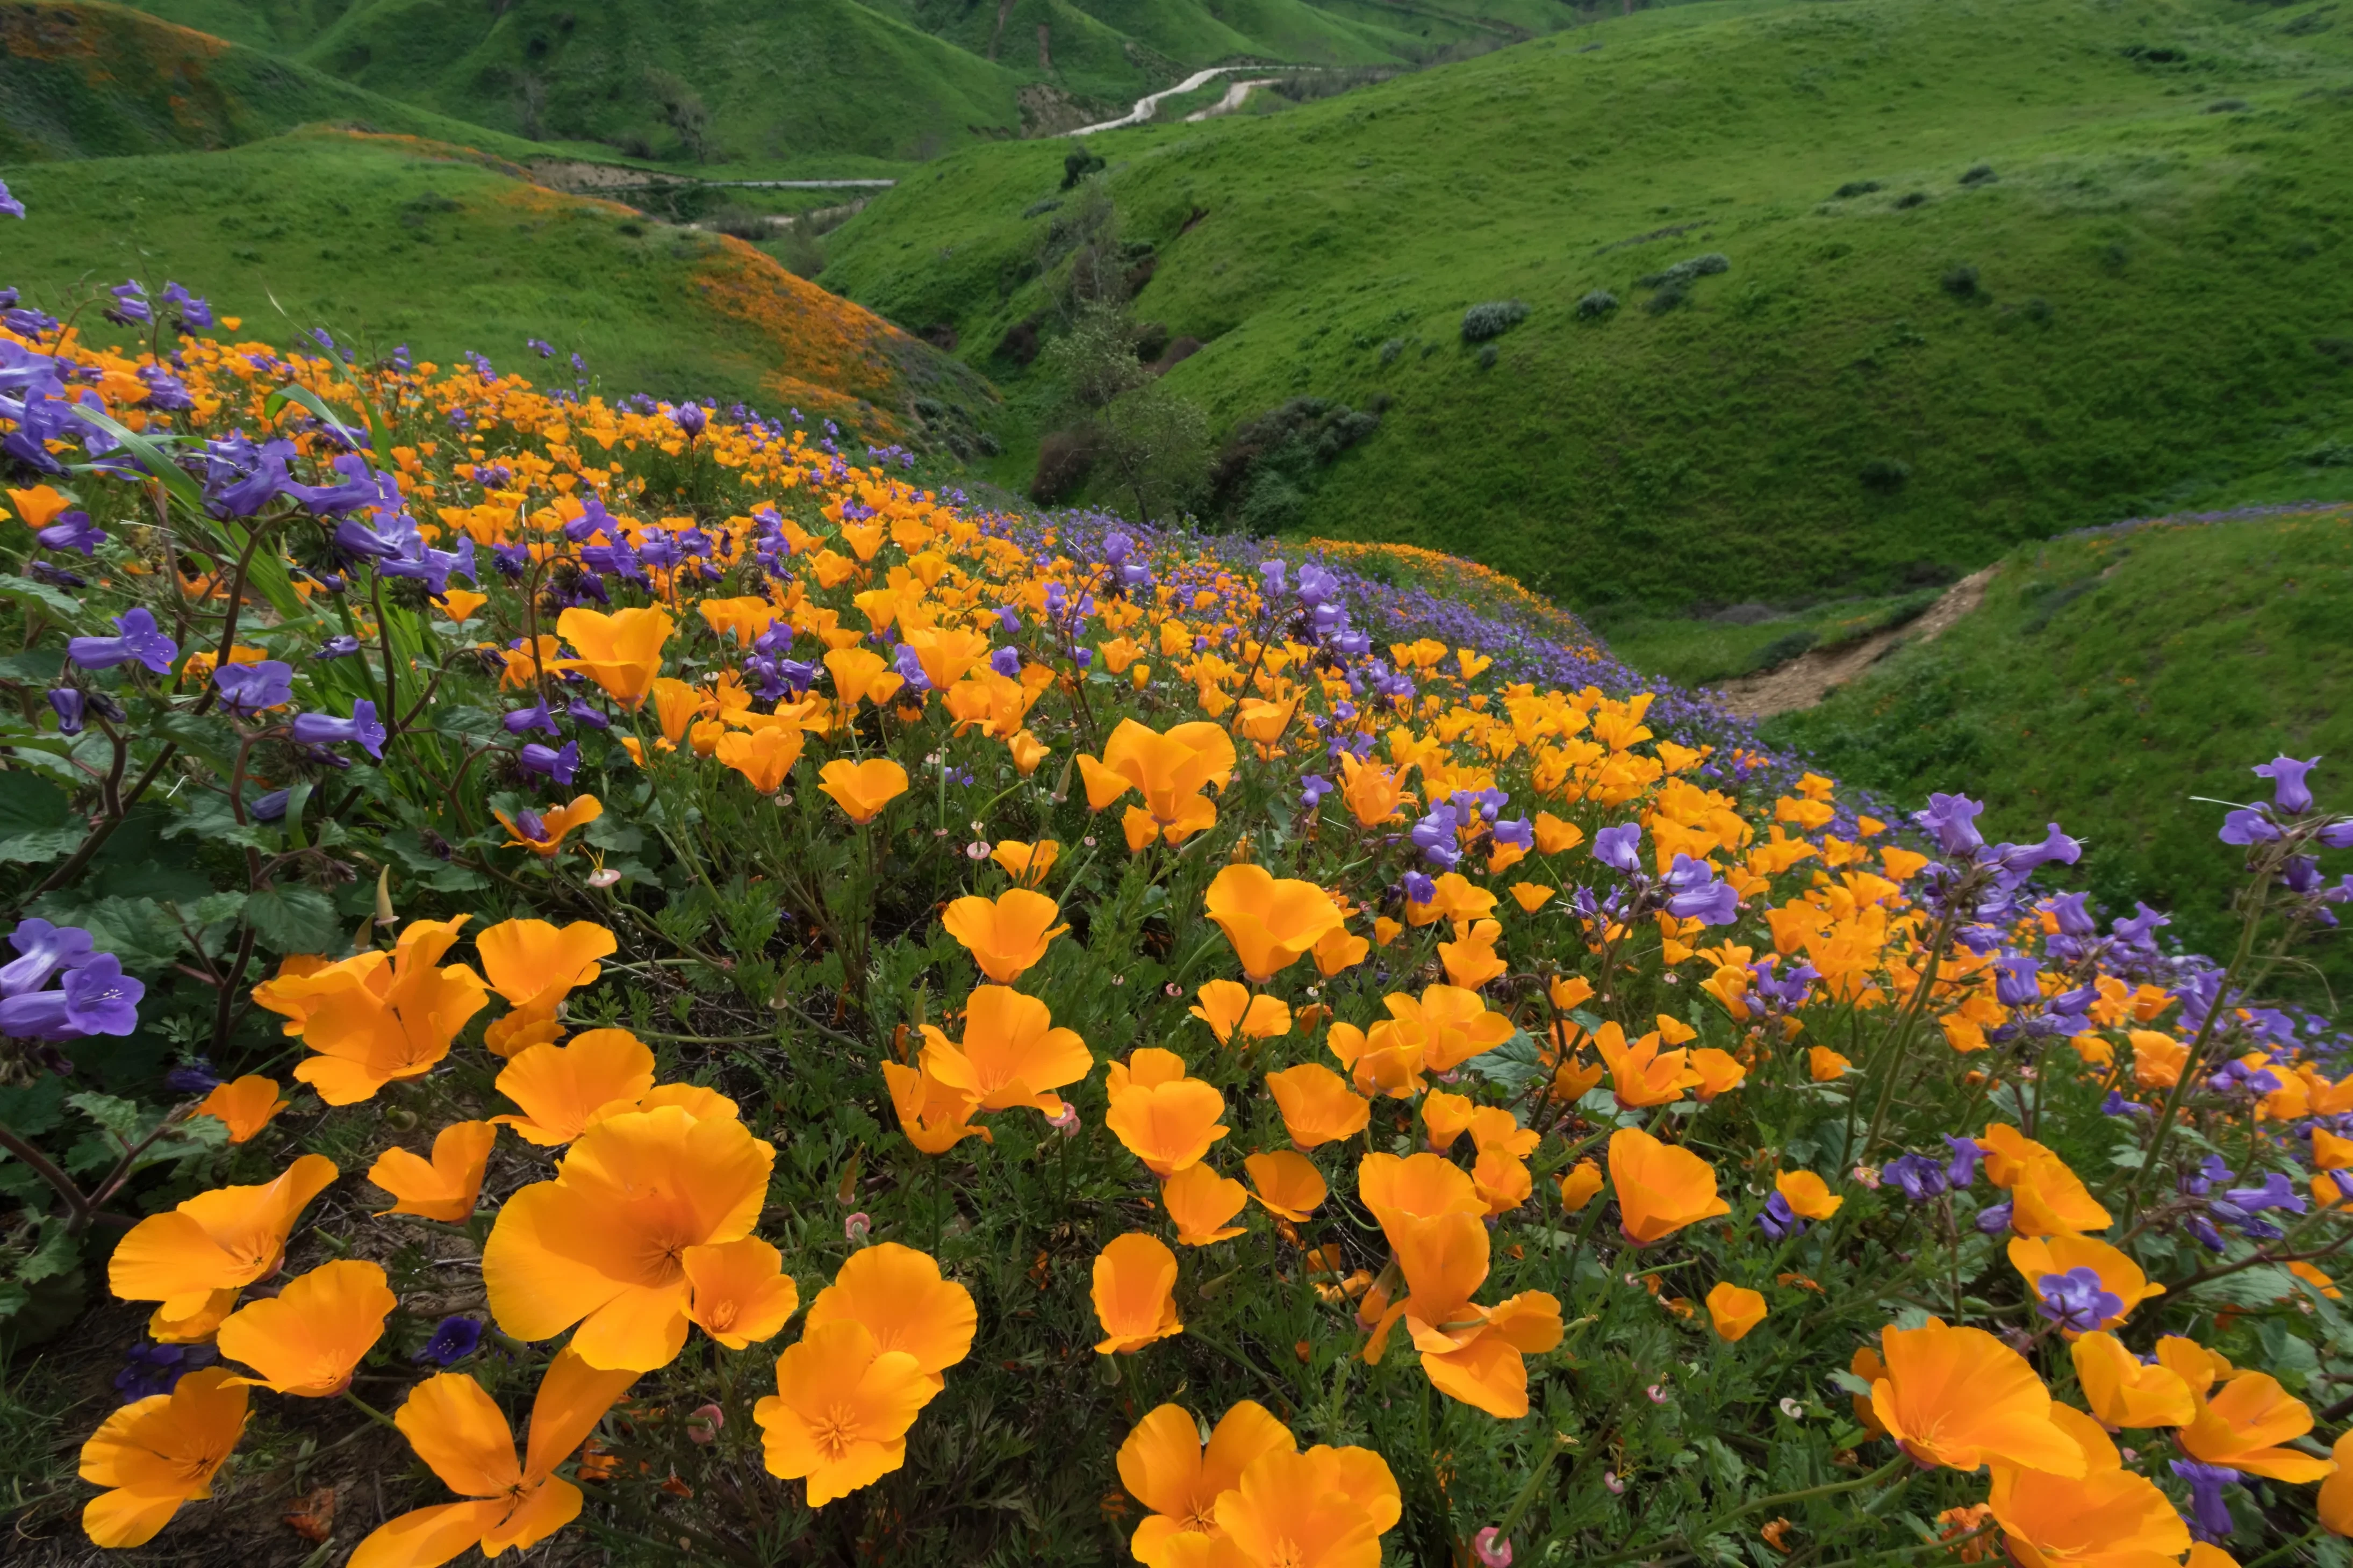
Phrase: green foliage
[{"left": 821, "top": 0, "right": 2353, "bottom": 610}]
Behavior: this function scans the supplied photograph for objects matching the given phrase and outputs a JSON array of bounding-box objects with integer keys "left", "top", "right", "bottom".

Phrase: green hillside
[
  {"left": 1763, "top": 506, "right": 2353, "bottom": 992},
  {"left": 0, "top": 129, "right": 996, "bottom": 433},
  {"left": 820, "top": 0, "right": 2353, "bottom": 613},
  {"left": 0, "top": 0, "right": 542, "bottom": 161}
]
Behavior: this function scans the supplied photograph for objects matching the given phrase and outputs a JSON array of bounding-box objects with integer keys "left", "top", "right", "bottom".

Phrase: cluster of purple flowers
[{"left": 0, "top": 918, "right": 143, "bottom": 1046}]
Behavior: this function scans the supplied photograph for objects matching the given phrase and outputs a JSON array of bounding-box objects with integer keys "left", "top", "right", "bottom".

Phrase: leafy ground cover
[
  {"left": 1767, "top": 504, "right": 2353, "bottom": 1003},
  {"left": 2, "top": 218, "right": 2352, "bottom": 1568},
  {"left": 821, "top": 0, "right": 2353, "bottom": 612}
]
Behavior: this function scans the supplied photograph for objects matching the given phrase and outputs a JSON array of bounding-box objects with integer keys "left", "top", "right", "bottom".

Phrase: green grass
[
  {"left": 0, "top": 130, "right": 991, "bottom": 425},
  {"left": 1593, "top": 587, "right": 1945, "bottom": 688},
  {"left": 1763, "top": 506, "right": 2353, "bottom": 994},
  {"left": 820, "top": 0, "right": 2353, "bottom": 613},
  {"left": 0, "top": 0, "right": 543, "bottom": 161}
]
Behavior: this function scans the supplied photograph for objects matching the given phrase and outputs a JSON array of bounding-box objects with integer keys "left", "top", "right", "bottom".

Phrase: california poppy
[
  {"left": 79, "top": 1367, "right": 249, "bottom": 1548},
  {"left": 1597, "top": 1021, "right": 1701, "bottom": 1109},
  {"left": 1245, "top": 1151, "right": 1328, "bottom": 1221},
  {"left": 556, "top": 604, "right": 673, "bottom": 708},
  {"left": 1204, "top": 864, "right": 1347, "bottom": 983},
  {"left": 883, "top": 1060, "right": 992, "bottom": 1154},
  {"left": 1775, "top": 1170, "right": 1842, "bottom": 1222},
  {"left": 756, "top": 1320, "right": 929, "bottom": 1506},
  {"left": 1421, "top": 1090, "right": 1477, "bottom": 1153},
  {"left": 1438, "top": 919, "right": 1508, "bottom": 989},
  {"left": 473, "top": 918, "right": 617, "bottom": 1056},
  {"left": 1609, "top": 1129, "right": 1730, "bottom": 1245},
  {"left": 482, "top": 1105, "right": 775, "bottom": 1371},
  {"left": 1078, "top": 719, "right": 1236, "bottom": 848},
  {"left": 1190, "top": 979, "right": 1293, "bottom": 1045},
  {"left": 1093, "top": 1232, "right": 1183, "bottom": 1354},
  {"left": 919, "top": 984, "right": 1093, "bottom": 1116},
  {"left": 1706, "top": 1282, "right": 1766, "bottom": 1341},
  {"left": 110, "top": 1153, "right": 339, "bottom": 1324},
  {"left": 1327, "top": 1019, "right": 1427, "bottom": 1100},
  {"left": 350, "top": 1349, "right": 635, "bottom": 1565},
  {"left": 369, "top": 1120, "right": 497, "bottom": 1223},
  {"left": 1165, "top": 1161, "right": 1249, "bottom": 1246},
  {"left": 817, "top": 757, "right": 909, "bottom": 823},
  {"left": 252, "top": 916, "right": 488, "bottom": 1105},
  {"left": 1382, "top": 985, "right": 1514, "bottom": 1073},
  {"left": 492, "top": 1027, "right": 658, "bottom": 1145},
  {"left": 716, "top": 724, "right": 806, "bottom": 794},
  {"left": 1255, "top": 1062, "right": 1367, "bottom": 1150},
  {"left": 941, "top": 889, "right": 1068, "bottom": 983},
  {"left": 1560, "top": 1161, "right": 1603, "bottom": 1212},
  {"left": 684, "top": 1236, "right": 802, "bottom": 1350},
  {"left": 217, "top": 1258, "right": 394, "bottom": 1397},
  {"left": 2177, "top": 1369, "right": 2334, "bottom": 1480},
  {"left": 2070, "top": 1330, "right": 2194, "bottom": 1429},
  {"left": 1985, "top": 1406, "right": 2189, "bottom": 1568},
  {"left": 1312, "top": 922, "right": 1371, "bottom": 979},
  {"left": 803, "top": 1243, "right": 977, "bottom": 1396},
  {"left": 1108, "top": 1070, "right": 1230, "bottom": 1176},
  {"left": 2007, "top": 1156, "right": 2114, "bottom": 1238},
  {"left": 2008, "top": 1236, "right": 2162, "bottom": 1334},
  {"left": 192, "top": 1075, "right": 288, "bottom": 1143},
  {"left": 2319, "top": 1429, "right": 2353, "bottom": 1535},
  {"left": 1214, "top": 1444, "right": 1399, "bottom": 1567},
  {"left": 1870, "top": 1318, "right": 2086, "bottom": 1476},
  {"left": 1117, "top": 1400, "right": 1295, "bottom": 1566},
  {"left": 824, "top": 646, "right": 905, "bottom": 711},
  {"left": 989, "top": 838, "right": 1059, "bottom": 886},
  {"left": 494, "top": 795, "right": 602, "bottom": 857}
]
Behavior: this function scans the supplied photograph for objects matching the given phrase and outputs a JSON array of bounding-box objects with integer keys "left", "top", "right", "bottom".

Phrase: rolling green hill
[
  {"left": 1763, "top": 505, "right": 2353, "bottom": 996},
  {"left": 0, "top": 128, "right": 996, "bottom": 434},
  {"left": 820, "top": 0, "right": 2353, "bottom": 613},
  {"left": 0, "top": 0, "right": 542, "bottom": 161}
]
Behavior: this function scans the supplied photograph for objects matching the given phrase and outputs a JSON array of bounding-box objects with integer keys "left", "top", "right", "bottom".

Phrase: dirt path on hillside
[
  {"left": 1707, "top": 565, "right": 1998, "bottom": 720},
  {"left": 1186, "top": 78, "right": 1282, "bottom": 120}
]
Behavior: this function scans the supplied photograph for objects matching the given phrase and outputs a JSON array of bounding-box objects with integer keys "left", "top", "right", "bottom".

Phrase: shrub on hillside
[
  {"left": 1894, "top": 191, "right": 1931, "bottom": 209},
  {"left": 1029, "top": 425, "right": 1101, "bottom": 502},
  {"left": 1833, "top": 178, "right": 1883, "bottom": 198},
  {"left": 1959, "top": 162, "right": 1998, "bottom": 185},
  {"left": 1460, "top": 299, "right": 1530, "bottom": 342},
  {"left": 1860, "top": 456, "right": 1912, "bottom": 492},
  {"left": 1941, "top": 264, "right": 1981, "bottom": 299},
  {"left": 1210, "top": 395, "right": 1382, "bottom": 531},
  {"left": 1744, "top": 627, "right": 1820, "bottom": 672},
  {"left": 1575, "top": 289, "right": 1619, "bottom": 320}
]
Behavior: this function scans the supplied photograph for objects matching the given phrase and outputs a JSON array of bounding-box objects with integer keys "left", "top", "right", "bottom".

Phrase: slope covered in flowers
[{"left": 4, "top": 250, "right": 2353, "bottom": 1568}]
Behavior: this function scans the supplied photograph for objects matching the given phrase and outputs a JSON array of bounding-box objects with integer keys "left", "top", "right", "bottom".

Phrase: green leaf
[
  {"left": 0, "top": 771, "right": 71, "bottom": 833},
  {"left": 0, "top": 826, "right": 87, "bottom": 866},
  {"left": 1464, "top": 1027, "right": 1546, "bottom": 1092},
  {"left": 160, "top": 791, "right": 274, "bottom": 851},
  {"left": 245, "top": 884, "right": 343, "bottom": 954},
  {"left": 0, "top": 573, "right": 84, "bottom": 620},
  {"left": 0, "top": 1076, "right": 68, "bottom": 1147},
  {"left": 265, "top": 382, "right": 390, "bottom": 469},
  {"left": 29, "top": 894, "right": 185, "bottom": 975},
  {"left": 16, "top": 1217, "right": 77, "bottom": 1286},
  {"left": 66, "top": 406, "right": 210, "bottom": 515},
  {"left": 66, "top": 1090, "right": 153, "bottom": 1147},
  {"left": 429, "top": 705, "right": 503, "bottom": 739},
  {"left": 0, "top": 646, "right": 65, "bottom": 681}
]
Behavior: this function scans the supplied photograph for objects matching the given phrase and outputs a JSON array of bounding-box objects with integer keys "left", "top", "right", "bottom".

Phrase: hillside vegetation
[
  {"left": 0, "top": 0, "right": 542, "bottom": 161},
  {"left": 822, "top": 0, "right": 2353, "bottom": 612},
  {"left": 1767, "top": 505, "right": 2353, "bottom": 990},
  {"left": 0, "top": 128, "right": 996, "bottom": 429}
]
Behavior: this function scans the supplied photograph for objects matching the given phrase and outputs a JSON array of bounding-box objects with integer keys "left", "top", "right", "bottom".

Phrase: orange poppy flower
[
  {"left": 491, "top": 1028, "right": 658, "bottom": 1146},
  {"left": 1473, "top": 1147, "right": 1535, "bottom": 1217},
  {"left": 755, "top": 1319, "right": 930, "bottom": 1506},
  {"left": 2069, "top": 1331, "right": 2195, "bottom": 1429},
  {"left": 919, "top": 984, "right": 1093, "bottom": 1116},
  {"left": 1165, "top": 1162, "right": 1249, "bottom": 1246},
  {"left": 1108, "top": 1068, "right": 1230, "bottom": 1176},
  {"left": 1337, "top": 753, "right": 1413, "bottom": 828},
  {"left": 251, "top": 916, "right": 487, "bottom": 1105},
  {"left": 650, "top": 675, "right": 710, "bottom": 744},
  {"left": 1986, "top": 1406, "right": 2190, "bottom": 1568},
  {"left": 823, "top": 646, "right": 906, "bottom": 711},
  {"left": 1326, "top": 1019, "right": 1427, "bottom": 1100},
  {"left": 1380, "top": 984, "right": 1514, "bottom": 1073},
  {"left": 1775, "top": 1170, "right": 1842, "bottom": 1222},
  {"left": 1244, "top": 1151, "right": 1328, "bottom": 1220},
  {"left": 1078, "top": 718, "right": 1236, "bottom": 847},
  {"left": 472, "top": 917, "right": 617, "bottom": 1056},
  {"left": 192, "top": 1075, "right": 288, "bottom": 1143},
  {"left": 2008, "top": 1236, "right": 2162, "bottom": 1335},
  {"left": 1507, "top": 882, "right": 1555, "bottom": 913},
  {"left": 482, "top": 1105, "right": 776, "bottom": 1371},
  {"left": 1690, "top": 1047, "right": 1747, "bottom": 1101},
  {"left": 369, "top": 1120, "right": 497, "bottom": 1223},
  {"left": 715, "top": 724, "right": 806, "bottom": 794},
  {"left": 1311, "top": 921, "right": 1371, "bottom": 979},
  {"left": 2319, "top": 1430, "right": 2353, "bottom": 1536},
  {"left": 556, "top": 604, "right": 673, "bottom": 707},
  {"left": 1214, "top": 1446, "right": 1402, "bottom": 1568},
  {"left": 1608, "top": 1129, "right": 1730, "bottom": 1245},
  {"left": 882, "top": 1060, "right": 992, "bottom": 1154},
  {"left": 494, "top": 794, "right": 602, "bottom": 857},
  {"left": 900, "top": 624, "right": 991, "bottom": 688},
  {"left": 684, "top": 1236, "right": 802, "bottom": 1350},
  {"left": 2177, "top": 1369, "right": 2335, "bottom": 1480},
  {"left": 941, "top": 889, "right": 1070, "bottom": 983},
  {"left": 1560, "top": 1160, "right": 1603, "bottom": 1212},
  {"left": 1203, "top": 864, "right": 1347, "bottom": 983},
  {"left": 1094, "top": 1232, "right": 1183, "bottom": 1354},
  {"left": 1117, "top": 1400, "right": 1295, "bottom": 1566},
  {"left": 1869, "top": 1318, "right": 2086, "bottom": 1476},
  {"left": 109, "top": 1153, "right": 339, "bottom": 1324},
  {"left": 78, "top": 1367, "right": 250, "bottom": 1548},
  {"left": 989, "top": 838, "right": 1059, "bottom": 886},
  {"left": 817, "top": 757, "right": 910, "bottom": 823},
  {"left": 1421, "top": 1089, "right": 1476, "bottom": 1152},
  {"left": 804, "top": 1243, "right": 977, "bottom": 1398},
  {"left": 7, "top": 483, "right": 73, "bottom": 530},
  {"left": 1594, "top": 1022, "right": 1700, "bottom": 1109},
  {"left": 1438, "top": 919, "right": 1508, "bottom": 989},
  {"left": 1706, "top": 1282, "right": 1767, "bottom": 1341},
  {"left": 1264, "top": 1064, "right": 1372, "bottom": 1151},
  {"left": 1190, "top": 979, "right": 1293, "bottom": 1045},
  {"left": 351, "top": 1349, "right": 636, "bottom": 1565},
  {"left": 216, "top": 1258, "right": 394, "bottom": 1397},
  {"left": 1807, "top": 1045, "right": 1852, "bottom": 1081},
  {"left": 2007, "top": 1156, "right": 2114, "bottom": 1238}
]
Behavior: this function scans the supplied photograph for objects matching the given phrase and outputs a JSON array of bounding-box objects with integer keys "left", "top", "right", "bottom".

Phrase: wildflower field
[{"left": 5, "top": 218, "right": 2353, "bottom": 1568}]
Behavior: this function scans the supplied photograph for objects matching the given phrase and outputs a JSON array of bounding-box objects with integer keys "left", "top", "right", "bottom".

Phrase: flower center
[{"left": 809, "top": 1402, "right": 861, "bottom": 1461}]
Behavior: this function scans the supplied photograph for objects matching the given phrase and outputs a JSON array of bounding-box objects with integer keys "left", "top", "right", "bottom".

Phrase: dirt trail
[
  {"left": 1706, "top": 566, "right": 1998, "bottom": 720},
  {"left": 1186, "top": 78, "right": 1282, "bottom": 120}
]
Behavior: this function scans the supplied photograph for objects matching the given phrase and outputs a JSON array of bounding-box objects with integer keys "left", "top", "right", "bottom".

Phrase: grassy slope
[
  {"left": 0, "top": 0, "right": 542, "bottom": 161},
  {"left": 821, "top": 0, "right": 2353, "bottom": 613},
  {"left": 0, "top": 130, "right": 995, "bottom": 429},
  {"left": 1764, "top": 507, "right": 2353, "bottom": 988}
]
